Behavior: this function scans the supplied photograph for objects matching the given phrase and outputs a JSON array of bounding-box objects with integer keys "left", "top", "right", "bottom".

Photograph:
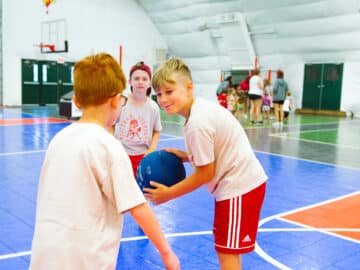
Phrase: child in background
[
  {"left": 114, "top": 61, "right": 162, "bottom": 177},
  {"left": 227, "top": 87, "right": 237, "bottom": 114},
  {"left": 146, "top": 58, "right": 267, "bottom": 270},
  {"left": 234, "top": 91, "right": 247, "bottom": 123},
  {"left": 262, "top": 90, "right": 272, "bottom": 122},
  {"left": 283, "top": 91, "right": 293, "bottom": 123},
  {"left": 248, "top": 69, "right": 264, "bottom": 124},
  {"left": 29, "top": 53, "right": 179, "bottom": 270}
]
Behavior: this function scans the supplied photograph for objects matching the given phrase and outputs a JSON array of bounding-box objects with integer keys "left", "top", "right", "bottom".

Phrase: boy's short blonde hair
[
  {"left": 74, "top": 53, "right": 126, "bottom": 107},
  {"left": 152, "top": 58, "right": 192, "bottom": 90}
]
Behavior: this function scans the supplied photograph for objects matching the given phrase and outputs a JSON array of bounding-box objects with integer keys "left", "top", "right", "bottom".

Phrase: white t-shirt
[
  {"left": 114, "top": 98, "right": 162, "bottom": 155},
  {"left": 283, "top": 97, "right": 293, "bottom": 112},
  {"left": 30, "top": 123, "right": 146, "bottom": 270},
  {"left": 249, "top": 75, "right": 263, "bottom": 96},
  {"left": 184, "top": 98, "right": 267, "bottom": 201}
]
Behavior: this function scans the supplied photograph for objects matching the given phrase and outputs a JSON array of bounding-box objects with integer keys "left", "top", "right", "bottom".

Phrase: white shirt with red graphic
[{"left": 114, "top": 98, "right": 162, "bottom": 155}]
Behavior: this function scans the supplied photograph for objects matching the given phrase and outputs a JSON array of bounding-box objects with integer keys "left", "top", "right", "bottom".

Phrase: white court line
[
  {"left": 159, "top": 137, "right": 184, "bottom": 142},
  {"left": 277, "top": 218, "right": 360, "bottom": 244},
  {"left": 0, "top": 134, "right": 182, "bottom": 157},
  {"left": 0, "top": 150, "right": 46, "bottom": 157},
  {"left": 277, "top": 128, "right": 339, "bottom": 135},
  {"left": 255, "top": 149, "right": 360, "bottom": 171},
  {"left": 0, "top": 231, "right": 214, "bottom": 260},
  {"left": 260, "top": 227, "right": 360, "bottom": 233},
  {"left": 269, "top": 131, "right": 360, "bottom": 151}
]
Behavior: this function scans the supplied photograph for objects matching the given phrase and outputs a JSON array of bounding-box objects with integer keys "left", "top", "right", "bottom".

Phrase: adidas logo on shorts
[{"left": 242, "top": 235, "right": 252, "bottom": 243}]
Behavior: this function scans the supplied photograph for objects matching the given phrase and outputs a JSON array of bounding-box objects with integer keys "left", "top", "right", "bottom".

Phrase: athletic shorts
[
  {"left": 213, "top": 182, "right": 266, "bottom": 254},
  {"left": 129, "top": 154, "right": 145, "bottom": 177},
  {"left": 273, "top": 100, "right": 284, "bottom": 105},
  {"left": 248, "top": 94, "right": 262, "bottom": 100}
]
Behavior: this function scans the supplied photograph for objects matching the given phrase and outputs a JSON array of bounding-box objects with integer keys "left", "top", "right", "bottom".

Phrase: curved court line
[{"left": 255, "top": 190, "right": 360, "bottom": 269}]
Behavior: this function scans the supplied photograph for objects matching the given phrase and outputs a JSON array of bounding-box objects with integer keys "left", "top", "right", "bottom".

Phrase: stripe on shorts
[{"left": 227, "top": 197, "right": 242, "bottom": 249}]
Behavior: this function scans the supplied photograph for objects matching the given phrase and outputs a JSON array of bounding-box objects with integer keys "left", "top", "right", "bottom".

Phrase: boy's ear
[
  {"left": 110, "top": 93, "right": 121, "bottom": 108},
  {"left": 186, "top": 81, "right": 193, "bottom": 91},
  {"left": 73, "top": 95, "right": 81, "bottom": 109}
]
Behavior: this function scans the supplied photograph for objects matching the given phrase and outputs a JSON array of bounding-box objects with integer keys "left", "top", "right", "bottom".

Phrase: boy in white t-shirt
[
  {"left": 29, "top": 53, "right": 179, "bottom": 270},
  {"left": 145, "top": 58, "right": 267, "bottom": 270},
  {"left": 114, "top": 61, "right": 162, "bottom": 177}
]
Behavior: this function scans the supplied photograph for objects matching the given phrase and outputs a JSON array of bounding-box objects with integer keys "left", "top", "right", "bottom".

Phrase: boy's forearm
[
  {"left": 168, "top": 162, "right": 215, "bottom": 199},
  {"left": 130, "top": 203, "right": 171, "bottom": 255},
  {"left": 147, "top": 130, "right": 160, "bottom": 153}
]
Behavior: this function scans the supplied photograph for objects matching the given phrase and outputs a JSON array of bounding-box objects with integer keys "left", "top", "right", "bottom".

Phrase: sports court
[
  {"left": 1, "top": 1, "right": 360, "bottom": 269},
  {"left": 0, "top": 106, "right": 359, "bottom": 269}
]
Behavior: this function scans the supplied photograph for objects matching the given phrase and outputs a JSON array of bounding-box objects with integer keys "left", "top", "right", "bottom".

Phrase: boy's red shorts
[
  {"left": 213, "top": 182, "right": 266, "bottom": 254},
  {"left": 129, "top": 154, "right": 145, "bottom": 178}
]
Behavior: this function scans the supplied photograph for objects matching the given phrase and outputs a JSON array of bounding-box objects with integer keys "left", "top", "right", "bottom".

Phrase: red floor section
[
  {"left": 282, "top": 193, "right": 360, "bottom": 241},
  {"left": 0, "top": 118, "right": 70, "bottom": 126}
]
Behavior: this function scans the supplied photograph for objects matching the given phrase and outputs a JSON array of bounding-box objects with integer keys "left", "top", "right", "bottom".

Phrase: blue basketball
[{"left": 136, "top": 150, "right": 186, "bottom": 190}]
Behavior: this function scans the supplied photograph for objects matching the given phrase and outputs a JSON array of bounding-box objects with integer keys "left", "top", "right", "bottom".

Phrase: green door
[
  {"left": 302, "top": 64, "right": 322, "bottom": 110},
  {"left": 39, "top": 60, "right": 59, "bottom": 104},
  {"left": 321, "top": 64, "right": 343, "bottom": 111},
  {"left": 58, "top": 62, "right": 74, "bottom": 98},
  {"left": 302, "top": 63, "right": 343, "bottom": 110},
  {"left": 22, "top": 59, "right": 41, "bottom": 104}
]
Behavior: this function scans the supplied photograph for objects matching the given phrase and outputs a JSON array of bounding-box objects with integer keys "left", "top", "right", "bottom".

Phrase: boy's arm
[
  {"left": 145, "top": 130, "right": 160, "bottom": 155},
  {"left": 144, "top": 161, "right": 215, "bottom": 205},
  {"left": 163, "top": 148, "right": 189, "bottom": 162},
  {"left": 129, "top": 203, "right": 180, "bottom": 270}
]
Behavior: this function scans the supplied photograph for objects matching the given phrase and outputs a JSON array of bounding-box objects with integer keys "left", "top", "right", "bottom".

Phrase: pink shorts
[{"left": 213, "top": 182, "right": 266, "bottom": 254}]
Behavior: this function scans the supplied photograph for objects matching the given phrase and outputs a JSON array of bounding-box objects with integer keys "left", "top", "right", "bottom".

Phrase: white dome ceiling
[{"left": 137, "top": 0, "right": 360, "bottom": 69}]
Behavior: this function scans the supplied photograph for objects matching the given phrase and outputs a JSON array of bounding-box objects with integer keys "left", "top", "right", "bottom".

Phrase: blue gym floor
[{"left": 0, "top": 107, "right": 360, "bottom": 269}]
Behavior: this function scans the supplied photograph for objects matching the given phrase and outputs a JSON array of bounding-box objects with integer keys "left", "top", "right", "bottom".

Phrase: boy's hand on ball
[
  {"left": 163, "top": 148, "right": 189, "bottom": 162},
  {"left": 144, "top": 181, "right": 171, "bottom": 205}
]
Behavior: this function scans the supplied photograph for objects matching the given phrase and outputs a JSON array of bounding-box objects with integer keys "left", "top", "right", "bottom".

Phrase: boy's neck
[
  {"left": 130, "top": 93, "right": 147, "bottom": 106},
  {"left": 182, "top": 97, "right": 195, "bottom": 123},
  {"left": 77, "top": 106, "right": 108, "bottom": 128}
]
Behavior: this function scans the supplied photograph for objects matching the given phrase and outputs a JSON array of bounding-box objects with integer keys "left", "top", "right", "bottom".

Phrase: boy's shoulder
[{"left": 190, "top": 98, "right": 227, "bottom": 122}]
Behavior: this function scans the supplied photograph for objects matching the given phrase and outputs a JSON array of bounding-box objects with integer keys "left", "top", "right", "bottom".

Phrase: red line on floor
[{"left": 0, "top": 118, "right": 70, "bottom": 126}]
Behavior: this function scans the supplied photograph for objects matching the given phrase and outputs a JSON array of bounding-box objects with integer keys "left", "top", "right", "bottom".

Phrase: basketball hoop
[{"left": 34, "top": 43, "right": 56, "bottom": 52}]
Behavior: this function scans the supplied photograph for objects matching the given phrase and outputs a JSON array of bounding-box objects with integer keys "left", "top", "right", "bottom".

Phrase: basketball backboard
[{"left": 40, "top": 19, "right": 68, "bottom": 53}]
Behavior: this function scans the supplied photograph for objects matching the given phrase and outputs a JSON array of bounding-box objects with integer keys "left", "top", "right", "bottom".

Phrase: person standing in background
[
  {"left": 114, "top": 61, "right": 162, "bottom": 177},
  {"left": 248, "top": 69, "right": 264, "bottom": 125},
  {"left": 272, "top": 70, "right": 288, "bottom": 128}
]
